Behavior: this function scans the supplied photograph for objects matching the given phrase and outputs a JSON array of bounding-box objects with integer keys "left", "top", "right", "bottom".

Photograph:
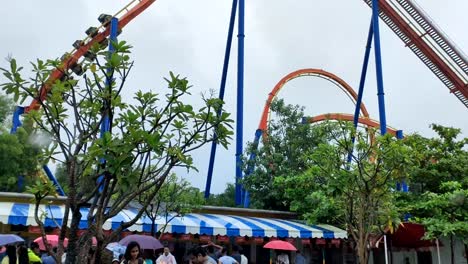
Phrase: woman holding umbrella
[{"left": 122, "top": 241, "right": 144, "bottom": 264}]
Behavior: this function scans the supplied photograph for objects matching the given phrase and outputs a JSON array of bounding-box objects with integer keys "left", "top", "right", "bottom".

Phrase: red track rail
[
  {"left": 26, "top": 0, "right": 156, "bottom": 112},
  {"left": 307, "top": 113, "right": 398, "bottom": 136},
  {"left": 363, "top": 0, "right": 468, "bottom": 107}
]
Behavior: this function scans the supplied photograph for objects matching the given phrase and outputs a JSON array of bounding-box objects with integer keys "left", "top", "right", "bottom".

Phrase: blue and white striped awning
[{"left": 0, "top": 202, "right": 346, "bottom": 239}]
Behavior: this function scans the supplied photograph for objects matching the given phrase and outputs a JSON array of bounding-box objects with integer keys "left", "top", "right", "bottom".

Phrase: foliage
[
  {"left": 54, "top": 163, "right": 70, "bottom": 194},
  {"left": 0, "top": 128, "right": 43, "bottom": 191},
  {"left": 0, "top": 93, "right": 13, "bottom": 125},
  {"left": 205, "top": 183, "right": 236, "bottom": 207},
  {"left": 396, "top": 124, "right": 468, "bottom": 264},
  {"left": 242, "top": 99, "right": 329, "bottom": 210},
  {"left": 1, "top": 40, "right": 233, "bottom": 264},
  {"left": 0, "top": 94, "right": 42, "bottom": 191},
  {"left": 275, "top": 120, "right": 412, "bottom": 264},
  {"left": 142, "top": 173, "right": 205, "bottom": 236}
]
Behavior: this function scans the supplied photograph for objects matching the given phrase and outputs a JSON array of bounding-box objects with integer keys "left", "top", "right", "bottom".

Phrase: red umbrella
[{"left": 263, "top": 240, "right": 297, "bottom": 251}]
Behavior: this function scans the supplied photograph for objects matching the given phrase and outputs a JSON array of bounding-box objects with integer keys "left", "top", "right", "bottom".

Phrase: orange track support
[{"left": 26, "top": 0, "right": 156, "bottom": 112}]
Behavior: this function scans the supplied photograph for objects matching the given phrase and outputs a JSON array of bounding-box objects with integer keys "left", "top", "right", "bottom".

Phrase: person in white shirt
[
  {"left": 218, "top": 248, "right": 238, "bottom": 264},
  {"left": 156, "top": 247, "right": 177, "bottom": 264},
  {"left": 276, "top": 251, "right": 289, "bottom": 264},
  {"left": 240, "top": 254, "right": 248, "bottom": 264}
]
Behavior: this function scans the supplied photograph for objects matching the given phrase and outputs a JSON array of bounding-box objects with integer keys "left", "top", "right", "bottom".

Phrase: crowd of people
[
  {"left": 1, "top": 239, "right": 304, "bottom": 263},
  {"left": 0, "top": 242, "right": 44, "bottom": 264},
  {"left": 115, "top": 241, "right": 248, "bottom": 264}
]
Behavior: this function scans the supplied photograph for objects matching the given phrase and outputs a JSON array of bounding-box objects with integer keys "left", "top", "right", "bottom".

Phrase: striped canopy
[{"left": 0, "top": 202, "right": 346, "bottom": 239}]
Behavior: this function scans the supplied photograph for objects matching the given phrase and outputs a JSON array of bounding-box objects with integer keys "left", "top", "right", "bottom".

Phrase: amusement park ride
[{"left": 8, "top": 0, "right": 468, "bottom": 206}]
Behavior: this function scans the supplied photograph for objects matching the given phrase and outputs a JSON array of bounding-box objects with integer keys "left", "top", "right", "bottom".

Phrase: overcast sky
[{"left": 1, "top": 0, "right": 467, "bottom": 194}]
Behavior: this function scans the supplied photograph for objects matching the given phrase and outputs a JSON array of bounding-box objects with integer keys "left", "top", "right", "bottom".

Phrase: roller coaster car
[
  {"left": 98, "top": 14, "right": 113, "bottom": 26},
  {"left": 71, "top": 63, "right": 84, "bottom": 76},
  {"left": 85, "top": 27, "right": 99, "bottom": 38},
  {"left": 72, "top": 40, "right": 85, "bottom": 50},
  {"left": 59, "top": 74, "right": 74, "bottom": 82},
  {"left": 84, "top": 51, "right": 97, "bottom": 62},
  {"left": 99, "top": 38, "right": 109, "bottom": 50},
  {"left": 60, "top": 53, "right": 71, "bottom": 62}
]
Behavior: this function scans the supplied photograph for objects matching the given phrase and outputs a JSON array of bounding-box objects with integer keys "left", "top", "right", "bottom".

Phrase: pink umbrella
[
  {"left": 34, "top": 235, "right": 68, "bottom": 250},
  {"left": 263, "top": 240, "right": 297, "bottom": 251},
  {"left": 34, "top": 235, "right": 97, "bottom": 250}
]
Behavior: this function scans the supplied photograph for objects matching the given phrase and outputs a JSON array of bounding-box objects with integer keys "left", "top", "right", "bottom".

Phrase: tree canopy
[
  {"left": 0, "top": 94, "right": 42, "bottom": 191},
  {"left": 243, "top": 99, "right": 330, "bottom": 210}
]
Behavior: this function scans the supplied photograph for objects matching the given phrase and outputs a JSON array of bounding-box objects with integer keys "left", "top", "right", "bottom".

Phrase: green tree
[
  {"left": 0, "top": 93, "right": 13, "bottom": 125},
  {"left": 142, "top": 173, "right": 205, "bottom": 236},
  {"left": 278, "top": 121, "right": 411, "bottom": 264},
  {"left": 243, "top": 99, "right": 329, "bottom": 210},
  {"left": 0, "top": 94, "right": 42, "bottom": 191},
  {"left": 205, "top": 183, "right": 236, "bottom": 207},
  {"left": 54, "top": 163, "right": 70, "bottom": 194},
  {"left": 398, "top": 124, "right": 468, "bottom": 264},
  {"left": 1, "top": 40, "right": 233, "bottom": 263}
]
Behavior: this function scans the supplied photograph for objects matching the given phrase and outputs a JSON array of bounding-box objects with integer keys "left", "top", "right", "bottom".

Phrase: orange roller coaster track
[
  {"left": 306, "top": 113, "right": 399, "bottom": 136},
  {"left": 26, "top": 0, "right": 157, "bottom": 112},
  {"left": 258, "top": 68, "right": 370, "bottom": 132}
]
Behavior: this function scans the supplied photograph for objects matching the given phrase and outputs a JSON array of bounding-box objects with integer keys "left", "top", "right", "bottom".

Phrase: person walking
[
  {"left": 155, "top": 247, "right": 176, "bottom": 264},
  {"left": 28, "top": 243, "right": 42, "bottom": 264}
]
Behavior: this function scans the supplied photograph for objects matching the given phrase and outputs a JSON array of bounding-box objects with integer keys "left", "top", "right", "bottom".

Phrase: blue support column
[
  {"left": 371, "top": 0, "right": 388, "bottom": 135},
  {"left": 97, "top": 17, "right": 118, "bottom": 191},
  {"left": 347, "top": 21, "right": 374, "bottom": 165},
  {"left": 395, "top": 130, "right": 408, "bottom": 192},
  {"left": 205, "top": 0, "right": 238, "bottom": 199},
  {"left": 10, "top": 106, "right": 24, "bottom": 134},
  {"left": 242, "top": 129, "right": 263, "bottom": 207},
  {"left": 235, "top": 0, "right": 245, "bottom": 206}
]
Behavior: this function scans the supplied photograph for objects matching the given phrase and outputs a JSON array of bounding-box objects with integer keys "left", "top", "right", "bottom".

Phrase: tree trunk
[
  {"left": 356, "top": 238, "right": 369, "bottom": 264},
  {"left": 65, "top": 209, "right": 82, "bottom": 264},
  {"left": 94, "top": 240, "right": 104, "bottom": 264}
]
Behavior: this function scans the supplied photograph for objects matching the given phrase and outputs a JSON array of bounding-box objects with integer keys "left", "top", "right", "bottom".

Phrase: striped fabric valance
[{"left": 0, "top": 202, "right": 346, "bottom": 239}]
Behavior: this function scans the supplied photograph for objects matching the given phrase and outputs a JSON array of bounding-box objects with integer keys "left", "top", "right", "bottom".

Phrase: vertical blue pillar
[
  {"left": 235, "top": 0, "right": 245, "bottom": 206},
  {"left": 371, "top": 0, "right": 388, "bottom": 135},
  {"left": 10, "top": 106, "right": 24, "bottom": 134},
  {"left": 97, "top": 17, "right": 118, "bottom": 191},
  {"left": 347, "top": 21, "right": 374, "bottom": 165},
  {"left": 395, "top": 130, "right": 408, "bottom": 192},
  {"left": 205, "top": 0, "right": 238, "bottom": 199}
]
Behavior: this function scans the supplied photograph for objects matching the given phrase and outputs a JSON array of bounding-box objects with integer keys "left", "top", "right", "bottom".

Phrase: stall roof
[{"left": 0, "top": 201, "right": 347, "bottom": 239}]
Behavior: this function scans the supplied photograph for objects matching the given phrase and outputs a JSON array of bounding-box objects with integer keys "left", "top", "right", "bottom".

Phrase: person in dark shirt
[{"left": 230, "top": 245, "right": 241, "bottom": 264}]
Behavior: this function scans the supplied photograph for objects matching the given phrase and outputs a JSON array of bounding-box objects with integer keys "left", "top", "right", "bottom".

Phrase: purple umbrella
[
  {"left": 118, "top": 235, "right": 163, "bottom": 250},
  {"left": 0, "top": 234, "right": 24, "bottom": 246}
]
